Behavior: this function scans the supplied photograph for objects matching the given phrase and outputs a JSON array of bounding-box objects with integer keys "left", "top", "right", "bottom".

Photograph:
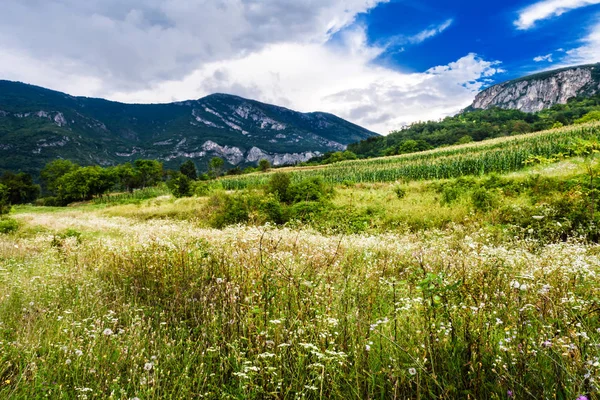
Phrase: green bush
[
  {"left": 0, "top": 218, "right": 19, "bottom": 234},
  {"left": 394, "top": 185, "right": 407, "bottom": 199},
  {"left": 471, "top": 187, "right": 499, "bottom": 212},
  {"left": 287, "top": 177, "right": 332, "bottom": 203},
  {"left": 267, "top": 173, "right": 292, "bottom": 202},
  {"left": 167, "top": 172, "right": 192, "bottom": 198},
  {"left": 211, "top": 191, "right": 287, "bottom": 228}
]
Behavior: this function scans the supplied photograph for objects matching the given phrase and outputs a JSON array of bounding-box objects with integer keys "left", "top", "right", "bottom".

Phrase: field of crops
[{"left": 221, "top": 123, "right": 600, "bottom": 190}]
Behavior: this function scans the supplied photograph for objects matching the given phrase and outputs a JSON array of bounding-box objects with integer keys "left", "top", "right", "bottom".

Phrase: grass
[
  {"left": 1, "top": 210, "right": 599, "bottom": 399},
  {"left": 1, "top": 126, "right": 600, "bottom": 398},
  {"left": 220, "top": 122, "right": 600, "bottom": 189}
]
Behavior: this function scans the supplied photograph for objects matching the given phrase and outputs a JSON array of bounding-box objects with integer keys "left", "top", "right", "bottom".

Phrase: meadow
[{"left": 1, "top": 123, "right": 600, "bottom": 399}]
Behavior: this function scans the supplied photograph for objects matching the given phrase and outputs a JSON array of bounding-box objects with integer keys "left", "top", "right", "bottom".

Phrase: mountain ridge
[
  {"left": 471, "top": 63, "right": 600, "bottom": 112},
  {"left": 0, "top": 80, "right": 378, "bottom": 175}
]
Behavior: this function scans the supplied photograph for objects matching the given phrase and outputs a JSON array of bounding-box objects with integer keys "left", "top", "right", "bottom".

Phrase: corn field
[{"left": 221, "top": 123, "right": 600, "bottom": 190}]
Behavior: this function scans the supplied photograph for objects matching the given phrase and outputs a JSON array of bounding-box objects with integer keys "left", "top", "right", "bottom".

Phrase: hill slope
[
  {"left": 0, "top": 81, "right": 378, "bottom": 174},
  {"left": 471, "top": 63, "right": 600, "bottom": 112}
]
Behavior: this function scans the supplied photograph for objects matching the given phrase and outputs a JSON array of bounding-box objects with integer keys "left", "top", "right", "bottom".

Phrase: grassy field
[
  {"left": 1, "top": 125, "right": 600, "bottom": 399},
  {"left": 221, "top": 122, "right": 600, "bottom": 189}
]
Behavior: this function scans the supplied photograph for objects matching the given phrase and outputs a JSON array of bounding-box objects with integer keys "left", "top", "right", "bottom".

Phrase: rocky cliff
[{"left": 471, "top": 63, "right": 600, "bottom": 112}]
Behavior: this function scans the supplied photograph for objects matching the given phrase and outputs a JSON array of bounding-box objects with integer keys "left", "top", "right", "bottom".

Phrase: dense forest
[{"left": 347, "top": 94, "right": 600, "bottom": 158}]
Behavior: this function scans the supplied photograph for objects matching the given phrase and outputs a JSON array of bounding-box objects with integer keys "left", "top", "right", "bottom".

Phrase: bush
[
  {"left": 394, "top": 185, "right": 407, "bottom": 199},
  {"left": 267, "top": 173, "right": 292, "bottom": 202},
  {"left": 471, "top": 187, "right": 499, "bottom": 212},
  {"left": 0, "top": 217, "right": 19, "bottom": 234},
  {"left": 287, "top": 177, "right": 332, "bottom": 204},
  {"left": 167, "top": 172, "right": 193, "bottom": 198},
  {"left": 211, "top": 191, "right": 287, "bottom": 228}
]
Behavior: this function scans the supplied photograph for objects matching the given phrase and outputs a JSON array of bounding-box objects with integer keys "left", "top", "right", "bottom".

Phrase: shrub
[
  {"left": 471, "top": 187, "right": 499, "bottom": 212},
  {"left": 258, "top": 159, "right": 271, "bottom": 172},
  {"left": 286, "top": 177, "right": 332, "bottom": 203},
  {"left": 267, "top": 173, "right": 292, "bottom": 202},
  {"left": 394, "top": 185, "right": 407, "bottom": 199},
  {"left": 167, "top": 172, "right": 193, "bottom": 198},
  {"left": 0, "top": 217, "right": 19, "bottom": 234}
]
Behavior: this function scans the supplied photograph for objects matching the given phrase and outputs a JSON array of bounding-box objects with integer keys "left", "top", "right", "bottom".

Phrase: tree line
[{"left": 0, "top": 156, "right": 276, "bottom": 212}]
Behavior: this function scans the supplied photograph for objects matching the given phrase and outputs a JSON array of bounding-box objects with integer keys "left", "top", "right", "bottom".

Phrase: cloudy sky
[{"left": 0, "top": 0, "right": 598, "bottom": 134}]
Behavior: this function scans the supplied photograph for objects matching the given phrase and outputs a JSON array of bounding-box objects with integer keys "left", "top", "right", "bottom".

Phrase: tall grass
[
  {"left": 221, "top": 123, "right": 600, "bottom": 189},
  {"left": 91, "top": 186, "right": 171, "bottom": 206},
  {"left": 1, "top": 217, "right": 599, "bottom": 399}
]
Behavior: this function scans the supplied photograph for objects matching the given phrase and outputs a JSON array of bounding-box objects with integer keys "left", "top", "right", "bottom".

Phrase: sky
[{"left": 0, "top": 0, "right": 599, "bottom": 134}]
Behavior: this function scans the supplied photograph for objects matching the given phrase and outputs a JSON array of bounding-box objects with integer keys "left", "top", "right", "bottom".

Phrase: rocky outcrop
[{"left": 472, "top": 64, "right": 600, "bottom": 113}]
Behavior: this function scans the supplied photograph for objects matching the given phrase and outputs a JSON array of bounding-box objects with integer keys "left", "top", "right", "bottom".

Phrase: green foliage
[
  {"left": 0, "top": 217, "right": 19, "bottom": 234},
  {"left": 167, "top": 172, "right": 193, "bottom": 198},
  {"left": 394, "top": 185, "right": 407, "bottom": 199},
  {"left": 471, "top": 187, "right": 499, "bottom": 211},
  {"left": 267, "top": 173, "right": 292, "bottom": 203},
  {"left": 56, "top": 166, "right": 117, "bottom": 204},
  {"left": 179, "top": 160, "right": 198, "bottom": 180},
  {"left": 221, "top": 125, "right": 600, "bottom": 189},
  {"left": 258, "top": 159, "right": 271, "bottom": 172},
  {"left": 133, "top": 159, "right": 163, "bottom": 188},
  {"left": 575, "top": 110, "right": 600, "bottom": 124},
  {"left": 349, "top": 93, "right": 600, "bottom": 158},
  {"left": 208, "top": 157, "right": 224, "bottom": 178},
  {"left": 211, "top": 191, "right": 286, "bottom": 228},
  {"left": 40, "top": 159, "right": 79, "bottom": 195},
  {"left": 0, "top": 172, "right": 40, "bottom": 204},
  {"left": 286, "top": 177, "right": 332, "bottom": 204},
  {"left": 0, "top": 183, "right": 9, "bottom": 215}
]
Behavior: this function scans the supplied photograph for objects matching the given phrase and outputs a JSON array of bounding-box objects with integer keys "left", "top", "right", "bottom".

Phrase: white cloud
[
  {"left": 515, "top": 0, "right": 600, "bottom": 30},
  {"left": 0, "top": 0, "right": 387, "bottom": 91},
  {"left": 408, "top": 19, "right": 454, "bottom": 44},
  {"left": 562, "top": 18, "right": 600, "bottom": 64},
  {"left": 106, "top": 28, "right": 502, "bottom": 134},
  {"left": 533, "top": 53, "right": 554, "bottom": 62},
  {"left": 0, "top": 1, "right": 502, "bottom": 135}
]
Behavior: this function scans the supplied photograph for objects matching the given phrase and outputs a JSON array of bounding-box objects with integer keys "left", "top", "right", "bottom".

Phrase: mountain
[
  {"left": 0, "top": 80, "right": 378, "bottom": 175},
  {"left": 471, "top": 63, "right": 600, "bottom": 112}
]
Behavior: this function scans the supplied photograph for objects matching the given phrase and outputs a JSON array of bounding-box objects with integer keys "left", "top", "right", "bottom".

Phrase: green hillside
[{"left": 0, "top": 81, "right": 378, "bottom": 175}]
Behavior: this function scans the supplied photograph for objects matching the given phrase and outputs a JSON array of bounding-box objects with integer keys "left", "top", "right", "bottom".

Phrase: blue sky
[
  {"left": 0, "top": 0, "right": 598, "bottom": 133},
  {"left": 353, "top": 0, "right": 600, "bottom": 83}
]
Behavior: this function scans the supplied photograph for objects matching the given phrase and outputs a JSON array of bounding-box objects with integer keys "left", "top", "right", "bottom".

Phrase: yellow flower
[{"left": 4, "top": 380, "right": 10, "bottom": 385}]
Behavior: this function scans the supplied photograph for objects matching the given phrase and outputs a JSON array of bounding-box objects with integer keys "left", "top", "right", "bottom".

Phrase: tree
[
  {"left": 40, "top": 160, "right": 79, "bottom": 195},
  {"left": 180, "top": 160, "right": 198, "bottom": 180},
  {"left": 114, "top": 163, "right": 139, "bottom": 192},
  {"left": 0, "top": 183, "right": 9, "bottom": 215},
  {"left": 56, "top": 166, "right": 117, "bottom": 204},
  {"left": 134, "top": 159, "right": 163, "bottom": 188},
  {"left": 258, "top": 159, "right": 271, "bottom": 172},
  {"left": 267, "top": 173, "right": 292, "bottom": 203},
  {"left": 208, "top": 157, "right": 224, "bottom": 178},
  {"left": 167, "top": 172, "right": 192, "bottom": 198},
  {"left": 0, "top": 172, "right": 40, "bottom": 204}
]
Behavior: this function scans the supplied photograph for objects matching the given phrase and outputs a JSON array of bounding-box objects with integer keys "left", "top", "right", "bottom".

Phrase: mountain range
[{"left": 0, "top": 81, "right": 378, "bottom": 175}]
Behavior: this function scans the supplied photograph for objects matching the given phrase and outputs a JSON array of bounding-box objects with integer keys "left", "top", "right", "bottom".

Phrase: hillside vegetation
[
  {"left": 348, "top": 93, "right": 600, "bottom": 158},
  {"left": 1, "top": 121, "right": 600, "bottom": 399}
]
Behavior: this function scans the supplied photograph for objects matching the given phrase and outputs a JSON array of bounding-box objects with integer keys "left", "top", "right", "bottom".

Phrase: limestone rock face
[{"left": 472, "top": 64, "right": 600, "bottom": 112}]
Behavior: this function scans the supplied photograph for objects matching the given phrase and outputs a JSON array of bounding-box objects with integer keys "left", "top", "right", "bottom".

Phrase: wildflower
[
  {"left": 365, "top": 344, "right": 371, "bottom": 351},
  {"left": 102, "top": 328, "right": 113, "bottom": 336},
  {"left": 507, "top": 390, "right": 514, "bottom": 398},
  {"left": 65, "top": 359, "right": 72, "bottom": 365},
  {"left": 576, "top": 396, "right": 588, "bottom": 400},
  {"left": 408, "top": 368, "right": 417, "bottom": 376},
  {"left": 144, "top": 362, "right": 154, "bottom": 371},
  {"left": 542, "top": 340, "right": 552, "bottom": 348},
  {"left": 510, "top": 281, "right": 520, "bottom": 289}
]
